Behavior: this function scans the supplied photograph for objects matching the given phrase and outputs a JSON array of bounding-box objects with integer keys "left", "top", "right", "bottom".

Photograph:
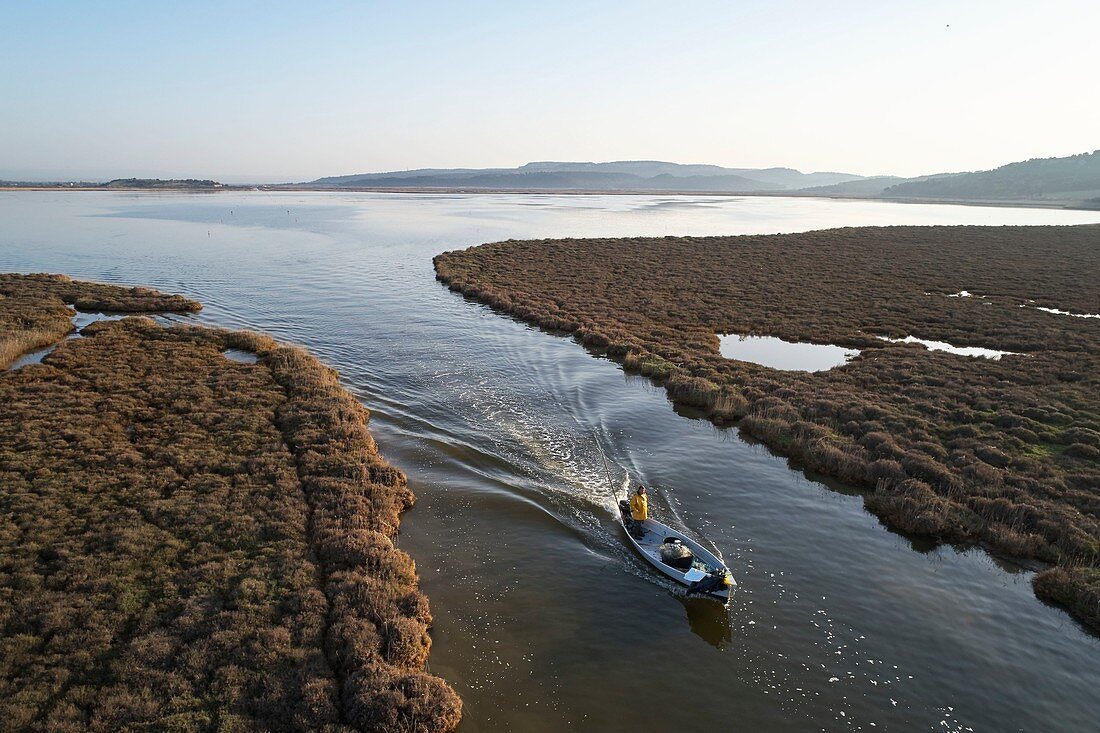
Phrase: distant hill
[
  {"left": 103, "top": 178, "right": 227, "bottom": 189},
  {"left": 307, "top": 151, "right": 1100, "bottom": 206},
  {"left": 881, "top": 151, "right": 1100, "bottom": 202},
  {"left": 310, "top": 161, "right": 866, "bottom": 192},
  {"left": 793, "top": 174, "right": 971, "bottom": 198},
  {"left": 795, "top": 176, "right": 908, "bottom": 197},
  {"left": 0, "top": 178, "right": 239, "bottom": 190}
]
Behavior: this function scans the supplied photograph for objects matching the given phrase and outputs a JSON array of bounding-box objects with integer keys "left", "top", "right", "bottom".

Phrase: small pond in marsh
[
  {"left": 223, "top": 348, "right": 259, "bottom": 363},
  {"left": 719, "top": 334, "right": 860, "bottom": 371}
]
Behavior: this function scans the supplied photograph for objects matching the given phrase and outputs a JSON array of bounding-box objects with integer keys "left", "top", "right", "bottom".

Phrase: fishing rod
[
  {"left": 594, "top": 431, "right": 724, "bottom": 562},
  {"left": 593, "top": 430, "right": 619, "bottom": 501}
]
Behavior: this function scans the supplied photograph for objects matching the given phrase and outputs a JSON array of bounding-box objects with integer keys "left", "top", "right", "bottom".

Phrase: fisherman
[{"left": 629, "top": 484, "right": 648, "bottom": 538}]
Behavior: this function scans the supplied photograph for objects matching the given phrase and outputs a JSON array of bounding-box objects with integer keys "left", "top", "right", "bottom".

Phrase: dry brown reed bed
[
  {"left": 0, "top": 273, "right": 202, "bottom": 368},
  {"left": 0, "top": 276, "right": 459, "bottom": 732},
  {"left": 435, "top": 225, "right": 1100, "bottom": 633}
]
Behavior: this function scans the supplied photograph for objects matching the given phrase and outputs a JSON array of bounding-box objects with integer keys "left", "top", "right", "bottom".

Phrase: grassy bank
[
  {"left": 0, "top": 275, "right": 460, "bottom": 731},
  {"left": 434, "top": 225, "right": 1100, "bottom": 634}
]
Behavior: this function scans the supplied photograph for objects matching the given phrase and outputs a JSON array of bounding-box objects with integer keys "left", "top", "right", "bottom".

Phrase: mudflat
[
  {"left": 435, "top": 224, "right": 1100, "bottom": 633},
  {"left": 0, "top": 274, "right": 460, "bottom": 732}
]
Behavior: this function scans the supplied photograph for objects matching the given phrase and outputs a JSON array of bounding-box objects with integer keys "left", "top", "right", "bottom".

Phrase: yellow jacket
[{"left": 630, "top": 493, "right": 648, "bottom": 522}]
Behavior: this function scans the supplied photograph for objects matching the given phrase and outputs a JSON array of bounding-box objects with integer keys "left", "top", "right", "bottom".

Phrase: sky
[{"left": 1, "top": 0, "right": 1097, "bottom": 182}]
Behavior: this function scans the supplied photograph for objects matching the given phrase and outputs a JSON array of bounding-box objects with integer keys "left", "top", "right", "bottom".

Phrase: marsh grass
[
  {"left": 0, "top": 276, "right": 460, "bottom": 732},
  {"left": 0, "top": 273, "right": 202, "bottom": 369},
  {"left": 0, "top": 327, "right": 62, "bottom": 367},
  {"left": 435, "top": 225, "right": 1100, "bottom": 633}
]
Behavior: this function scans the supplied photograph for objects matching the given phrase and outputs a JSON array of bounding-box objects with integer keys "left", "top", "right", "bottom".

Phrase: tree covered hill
[{"left": 883, "top": 151, "right": 1100, "bottom": 201}]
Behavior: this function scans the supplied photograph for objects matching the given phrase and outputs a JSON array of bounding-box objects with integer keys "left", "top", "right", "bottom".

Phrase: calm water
[
  {"left": 875, "top": 335, "right": 1017, "bottom": 360},
  {"left": 3, "top": 191, "right": 1099, "bottom": 732},
  {"left": 718, "top": 334, "right": 860, "bottom": 371}
]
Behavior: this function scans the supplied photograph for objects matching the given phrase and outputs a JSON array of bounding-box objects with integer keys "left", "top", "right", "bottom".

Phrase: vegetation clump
[
  {"left": 102, "top": 179, "right": 228, "bottom": 190},
  {"left": 0, "top": 275, "right": 459, "bottom": 731},
  {"left": 435, "top": 225, "right": 1100, "bottom": 633},
  {"left": 0, "top": 273, "right": 201, "bottom": 368}
]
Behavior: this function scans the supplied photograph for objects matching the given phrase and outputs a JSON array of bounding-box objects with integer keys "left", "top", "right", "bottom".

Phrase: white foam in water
[
  {"left": 876, "top": 335, "right": 1019, "bottom": 360},
  {"left": 719, "top": 334, "right": 859, "bottom": 372}
]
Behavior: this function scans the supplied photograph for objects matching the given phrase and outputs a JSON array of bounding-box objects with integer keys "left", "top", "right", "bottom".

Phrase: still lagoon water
[{"left": 2, "top": 191, "right": 1099, "bottom": 732}]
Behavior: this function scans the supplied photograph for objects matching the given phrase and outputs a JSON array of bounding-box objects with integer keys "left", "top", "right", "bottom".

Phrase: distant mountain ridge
[
  {"left": 308, "top": 151, "right": 1100, "bottom": 207},
  {"left": 10, "top": 151, "right": 1097, "bottom": 208},
  {"left": 311, "top": 161, "right": 865, "bottom": 192}
]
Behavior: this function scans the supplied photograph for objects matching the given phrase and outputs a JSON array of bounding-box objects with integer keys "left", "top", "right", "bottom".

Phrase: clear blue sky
[{"left": 1, "top": 0, "right": 1096, "bottom": 181}]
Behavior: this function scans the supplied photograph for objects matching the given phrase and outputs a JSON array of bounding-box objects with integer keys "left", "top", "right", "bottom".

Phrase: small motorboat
[
  {"left": 617, "top": 499, "right": 735, "bottom": 600},
  {"left": 594, "top": 437, "right": 734, "bottom": 599}
]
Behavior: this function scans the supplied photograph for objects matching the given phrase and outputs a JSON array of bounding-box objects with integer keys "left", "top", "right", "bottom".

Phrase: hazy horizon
[
  {"left": 5, "top": 149, "right": 1098, "bottom": 186},
  {"left": 3, "top": 1, "right": 1098, "bottom": 182}
]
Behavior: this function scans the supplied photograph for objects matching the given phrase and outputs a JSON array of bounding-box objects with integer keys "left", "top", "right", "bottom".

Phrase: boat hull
[{"left": 618, "top": 505, "right": 734, "bottom": 600}]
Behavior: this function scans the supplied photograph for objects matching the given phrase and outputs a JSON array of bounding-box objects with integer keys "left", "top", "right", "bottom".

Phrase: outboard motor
[{"left": 688, "top": 570, "right": 733, "bottom": 596}]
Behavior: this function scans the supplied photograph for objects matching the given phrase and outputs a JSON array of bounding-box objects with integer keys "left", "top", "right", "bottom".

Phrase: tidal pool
[
  {"left": 223, "top": 348, "right": 259, "bottom": 363},
  {"left": 719, "top": 334, "right": 859, "bottom": 371},
  {"left": 7, "top": 311, "right": 127, "bottom": 370},
  {"left": 1, "top": 191, "right": 1098, "bottom": 732}
]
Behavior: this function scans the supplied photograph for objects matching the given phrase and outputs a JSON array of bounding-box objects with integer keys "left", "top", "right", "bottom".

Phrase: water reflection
[
  {"left": 681, "top": 596, "right": 734, "bottom": 650},
  {"left": 718, "top": 334, "right": 859, "bottom": 371}
]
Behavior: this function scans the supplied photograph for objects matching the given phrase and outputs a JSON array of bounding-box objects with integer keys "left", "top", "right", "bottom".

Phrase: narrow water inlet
[
  {"left": 71, "top": 311, "right": 127, "bottom": 331},
  {"left": 876, "top": 335, "right": 1020, "bottom": 360},
  {"left": 1026, "top": 305, "right": 1100, "bottom": 319},
  {"left": 718, "top": 334, "right": 860, "bottom": 371},
  {"left": 8, "top": 346, "right": 56, "bottom": 370},
  {"left": 7, "top": 312, "right": 128, "bottom": 371}
]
